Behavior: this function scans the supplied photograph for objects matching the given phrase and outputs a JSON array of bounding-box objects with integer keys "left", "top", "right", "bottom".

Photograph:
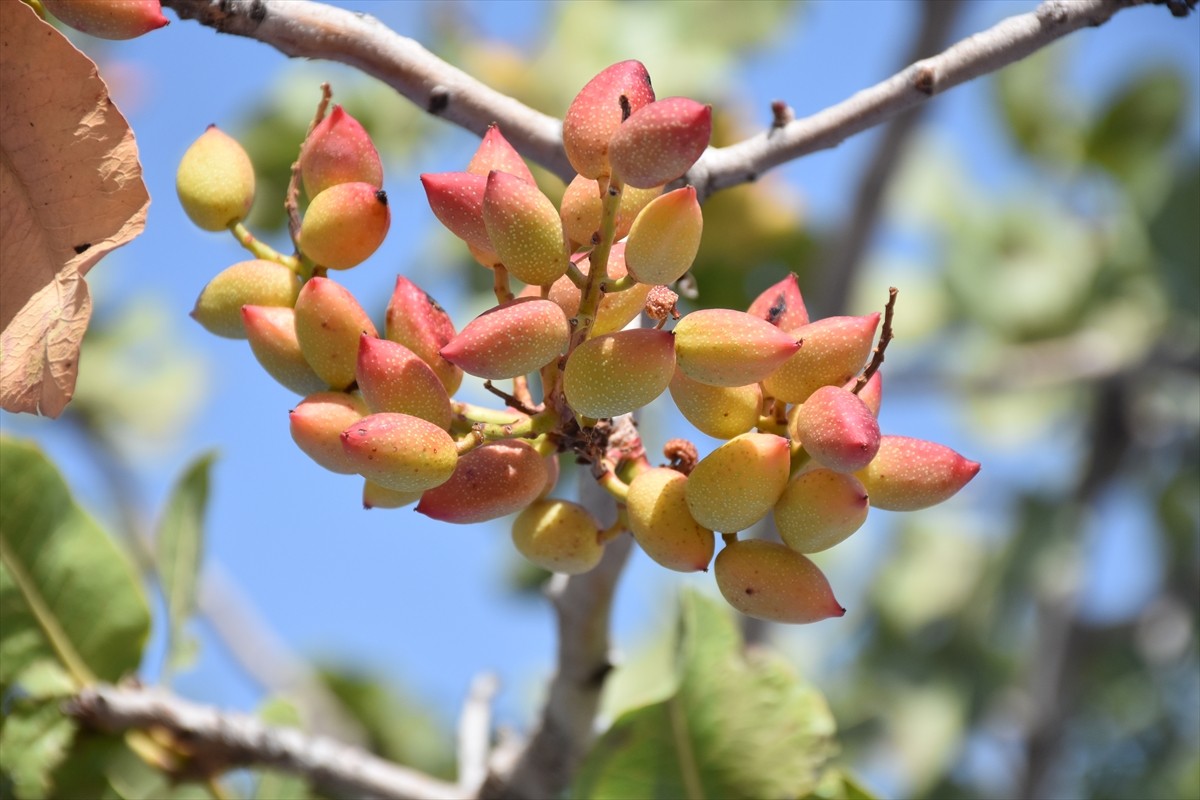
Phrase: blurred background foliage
[{"left": 6, "top": 1, "right": 1196, "bottom": 798}]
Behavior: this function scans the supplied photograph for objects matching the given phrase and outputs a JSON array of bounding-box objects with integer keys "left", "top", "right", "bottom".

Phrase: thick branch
[
  {"left": 161, "top": 0, "right": 574, "bottom": 181},
  {"left": 686, "top": 0, "right": 1148, "bottom": 200},
  {"left": 65, "top": 684, "right": 464, "bottom": 800},
  {"left": 160, "top": 0, "right": 1168, "bottom": 200}
]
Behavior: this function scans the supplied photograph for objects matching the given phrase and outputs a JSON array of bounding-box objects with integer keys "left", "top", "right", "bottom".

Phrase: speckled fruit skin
[
  {"left": 294, "top": 277, "right": 378, "bottom": 391},
  {"left": 384, "top": 276, "right": 463, "bottom": 397},
  {"left": 685, "top": 433, "right": 791, "bottom": 533},
  {"left": 542, "top": 245, "right": 649, "bottom": 335},
  {"left": 362, "top": 480, "right": 423, "bottom": 510},
  {"left": 420, "top": 172, "right": 498, "bottom": 266},
  {"left": 560, "top": 175, "right": 662, "bottom": 248},
  {"left": 762, "top": 314, "right": 880, "bottom": 404},
  {"left": 626, "top": 468, "right": 714, "bottom": 572},
  {"left": 481, "top": 171, "right": 568, "bottom": 286},
  {"left": 416, "top": 441, "right": 548, "bottom": 524},
  {"left": 715, "top": 539, "right": 845, "bottom": 624},
  {"left": 856, "top": 436, "right": 980, "bottom": 511},
  {"left": 289, "top": 391, "right": 368, "bottom": 475},
  {"left": 300, "top": 105, "right": 383, "bottom": 199},
  {"left": 563, "top": 328, "right": 676, "bottom": 419},
  {"left": 668, "top": 368, "right": 761, "bottom": 440},
  {"left": 191, "top": 259, "right": 300, "bottom": 339},
  {"left": 848, "top": 371, "right": 883, "bottom": 417},
  {"left": 44, "top": 0, "right": 167, "bottom": 40},
  {"left": 176, "top": 125, "right": 255, "bottom": 231},
  {"left": 511, "top": 500, "right": 604, "bottom": 575},
  {"left": 774, "top": 468, "right": 869, "bottom": 553},
  {"left": 441, "top": 298, "right": 569, "bottom": 380},
  {"left": 747, "top": 272, "right": 809, "bottom": 332},
  {"left": 608, "top": 98, "right": 712, "bottom": 189},
  {"left": 674, "top": 309, "right": 801, "bottom": 387},
  {"left": 790, "top": 385, "right": 881, "bottom": 474},
  {"left": 242, "top": 306, "right": 327, "bottom": 396},
  {"left": 299, "top": 182, "right": 391, "bottom": 270},
  {"left": 563, "top": 60, "right": 655, "bottom": 180},
  {"left": 467, "top": 124, "right": 536, "bottom": 184},
  {"left": 624, "top": 186, "right": 703, "bottom": 286},
  {"left": 340, "top": 413, "right": 457, "bottom": 493},
  {"left": 356, "top": 335, "right": 452, "bottom": 430}
]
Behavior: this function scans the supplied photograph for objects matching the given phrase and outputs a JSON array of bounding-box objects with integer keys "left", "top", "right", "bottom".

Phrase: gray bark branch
[
  {"left": 160, "top": 0, "right": 1158, "bottom": 197},
  {"left": 64, "top": 684, "right": 465, "bottom": 800}
]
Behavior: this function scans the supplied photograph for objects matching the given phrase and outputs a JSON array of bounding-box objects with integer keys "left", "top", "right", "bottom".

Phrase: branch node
[{"left": 428, "top": 86, "right": 450, "bottom": 115}]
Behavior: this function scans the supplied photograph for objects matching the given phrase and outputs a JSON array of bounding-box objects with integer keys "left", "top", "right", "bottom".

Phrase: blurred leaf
[
  {"left": 0, "top": 1, "right": 149, "bottom": 417},
  {"left": 944, "top": 201, "right": 1099, "bottom": 341},
  {"left": 1147, "top": 157, "right": 1200, "bottom": 318},
  {"left": 0, "top": 663, "right": 76, "bottom": 799},
  {"left": 320, "top": 668, "right": 455, "bottom": 779},
  {"left": 0, "top": 438, "right": 150, "bottom": 693},
  {"left": 872, "top": 521, "right": 988, "bottom": 633},
  {"left": 805, "top": 768, "right": 878, "bottom": 800},
  {"left": 574, "top": 591, "right": 837, "bottom": 799},
  {"left": 994, "top": 48, "right": 1084, "bottom": 167},
  {"left": 1085, "top": 69, "right": 1186, "bottom": 208},
  {"left": 156, "top": 452, "right": 216, "bottom": 674},
  {"left": 48, "top": 733, "right": 208, "bottom": 800},
  {"left": 255, "top": 698, "right": 313, "bottom": 800}
]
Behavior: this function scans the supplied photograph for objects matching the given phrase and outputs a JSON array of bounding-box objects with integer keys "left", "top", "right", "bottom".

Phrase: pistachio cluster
[{"left": 176, "top": 62, "right": 979, "bottom": 624}]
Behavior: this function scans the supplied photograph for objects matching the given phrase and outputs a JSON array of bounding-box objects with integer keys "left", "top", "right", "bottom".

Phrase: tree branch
[
  {"left": 479, "top": 463, "right": 634, "bottom": 800},
  {"left": 65, "top": 684, "right": 464, "bottom": 800},
  {"left": 160, "top": 0, "right": 1168, "bottom": 200},
  {"left": 161, "top": 0, "right": 574, "bottom": 181},
  {"left": 685, "top": 0, "right": 1150, "bottom": 200}
]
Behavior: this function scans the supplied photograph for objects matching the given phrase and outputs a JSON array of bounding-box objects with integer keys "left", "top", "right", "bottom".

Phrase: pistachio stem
[
  {"left": 569, "top": 177, "right": 622, "bottom": 352},
  {"left": 228, "top": 222, "right": 302, "bottom": 274},
  {"left": 599, "top": 274, "right": 639, "bottom": 294},
  {"left": 565, "top": 259, "right": 588, "bottom": 290}
]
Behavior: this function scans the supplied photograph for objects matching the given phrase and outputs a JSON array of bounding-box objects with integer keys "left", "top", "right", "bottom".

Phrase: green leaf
[
  {"left": 993, "top": 48, "right": 1084, "bottom": 166},
  {"left": 0, "top": 663, "right": 77, "bottom": 799},
  {"left": 45, "top": 731, "right": 214, "bottom": 800},
  {"left": 805, "top": 768, "right": 879, "bottom": 800},
  {"left": 1147, "top": 158, "right": 1200, "bottom": 318},
  {"left": 255, "top": 698, "right": 313, "bottom": 800},
  {"left": 1084, "top": 68, "right": 1186, "bottom": 205},
  {"left": 0, "top": 437, "right": 150, "bottom": 692},
  {"left": 574, "top": 591, "right": 838, "bottom": 799},
  {"left": 155, "top": 451, "right": 216, "bottom": 673}
]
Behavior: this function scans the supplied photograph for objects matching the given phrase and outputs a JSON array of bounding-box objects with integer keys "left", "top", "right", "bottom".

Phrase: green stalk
[
  {"left": 228, "top": 221, "right": 303, "bottom": 275},
  {"left": 569, "top": 177, "right": 623, "bottom": 352}
]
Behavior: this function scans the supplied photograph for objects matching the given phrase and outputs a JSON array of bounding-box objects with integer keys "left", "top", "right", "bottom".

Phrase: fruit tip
[{"left": 374, "top": 189, "right": 388, "bottom": 205}]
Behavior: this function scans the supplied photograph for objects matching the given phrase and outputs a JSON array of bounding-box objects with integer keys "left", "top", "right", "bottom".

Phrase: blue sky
[{"left": 3, "top": 0, "right": 1197, "bottom": 773}]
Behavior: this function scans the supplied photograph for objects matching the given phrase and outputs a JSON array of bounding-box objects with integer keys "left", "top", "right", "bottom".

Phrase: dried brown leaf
[{"left": 0, "top": 1, "right": 149, "bottom": 417}]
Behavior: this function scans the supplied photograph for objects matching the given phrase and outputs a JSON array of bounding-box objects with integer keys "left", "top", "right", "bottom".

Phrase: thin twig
[
  {"left": 457, "top": 673, "right": 499, "bottom": 796},
  {"left": 853, "top": 287, "right": 898, "bottom": 395},
  {"left": 287, "top": 82, "right": 332, "bottom": 248},
  {"left": 65, "top": 684, "right": 464, "bottom": 800}
]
